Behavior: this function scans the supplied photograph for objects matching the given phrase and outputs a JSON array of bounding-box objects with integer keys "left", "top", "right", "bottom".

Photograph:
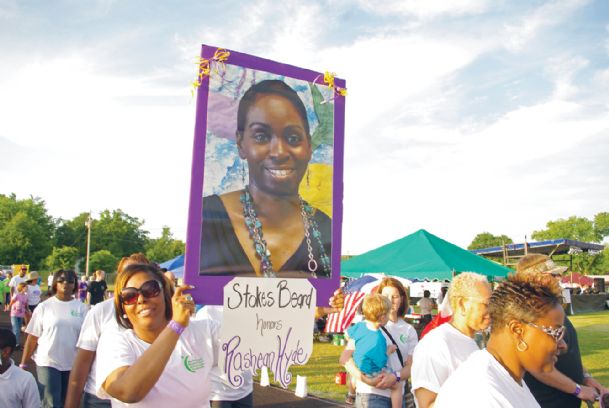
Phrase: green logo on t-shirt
[
  {"left": 70, "top": 310, "right": 84, "bottom": 318},
  {"left": 182, "top": 355, "right": 205, "bottom": 373},
  {"left": 400, "top": 334, "right": 406, "bottom": 343}
]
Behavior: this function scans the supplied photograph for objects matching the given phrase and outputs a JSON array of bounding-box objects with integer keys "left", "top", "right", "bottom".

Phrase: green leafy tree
[
  {"left": 593, "top": 212, "right": 609, "bottom": 241},
  {"left": 55, "top": 213, "right": 90, "bottom": 257},
  {"left": 91, "top": 209, "right": 149, "bottom": 258},
  {"left": 44, "top": 246, "right": 80, "bottom": 270},
  {"left": 532, "top": 216, "right": 597, "bottom": 242},
  {"left": 0, "top": 194, "right": 55, "bottom": 267},
  {"left": 145, "top": 226, "right": 185, "bottom": 263},
  {"left": 89, "top": 250, "right": 118, "bottom": 274},
  {"left": 468, "top": 232, "right": 513, "bottom": 250}
]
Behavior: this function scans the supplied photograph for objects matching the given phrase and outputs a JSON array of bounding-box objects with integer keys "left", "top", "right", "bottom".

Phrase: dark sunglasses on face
[
  {"left": 120, "top": 280, "right": 162, "bottom": 305},
  {"left": 527, "top": 322, "right": 566, "bottom": 343},
  {"left": 57, "top": 278, "right": 76, "bottom": 284}
]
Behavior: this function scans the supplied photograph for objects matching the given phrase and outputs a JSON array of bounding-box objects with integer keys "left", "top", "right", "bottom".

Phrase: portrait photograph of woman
[{"left": 199, "top": 64, "right": 334, "bottom": 279}]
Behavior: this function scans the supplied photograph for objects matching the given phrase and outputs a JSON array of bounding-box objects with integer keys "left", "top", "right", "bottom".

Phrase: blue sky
[{"left": 1, "top": 0, "right": 608, "bottom": 254}]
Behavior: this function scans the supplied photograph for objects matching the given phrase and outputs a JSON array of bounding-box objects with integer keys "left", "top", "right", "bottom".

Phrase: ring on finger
[{"left": 185, "top": 295, "right": 193, "bottom": 302}]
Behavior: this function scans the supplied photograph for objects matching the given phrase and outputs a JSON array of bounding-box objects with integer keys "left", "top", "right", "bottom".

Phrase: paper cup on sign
[
  {"left": 260, "top": 366, "right": 270, "bottom": 387},
  {"left": 295, "top": 375, "right": 308, "bottom": 398}
]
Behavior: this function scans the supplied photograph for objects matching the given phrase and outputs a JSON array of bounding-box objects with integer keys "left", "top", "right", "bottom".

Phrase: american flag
[{"left": 324, "top": 291, "right": 366, "bottom": 333}]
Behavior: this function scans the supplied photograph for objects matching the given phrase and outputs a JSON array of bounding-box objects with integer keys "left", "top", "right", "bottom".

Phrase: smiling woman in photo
[{"left": 200, "top": 80, "right": 331, "bottom": 278}]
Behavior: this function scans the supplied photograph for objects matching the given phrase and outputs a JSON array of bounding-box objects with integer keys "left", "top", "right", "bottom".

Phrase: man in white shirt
[
  {"left": 0, "top": 328, "right": 40, "bottom": 408},
  {"left": 8, "top": 266, "right": 27, "bottom": 298},
  {"left": 411, "top": 272, "right": 491, "bottom": 408}
]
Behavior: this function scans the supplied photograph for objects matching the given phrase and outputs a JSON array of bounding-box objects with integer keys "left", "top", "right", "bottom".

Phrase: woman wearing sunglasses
[
  {"left": 21, "top": 269, "right": 87, "bottom": 407},
  {"left": 434, "top": 273, "right": 566, "bottom": 407},
  {"left": 96, "top": 263, "right": 218, "bottom": 407}
]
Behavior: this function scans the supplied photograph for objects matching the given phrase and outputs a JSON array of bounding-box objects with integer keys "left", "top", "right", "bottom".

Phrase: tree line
[
  {"left": 468, "top": 212, "right": 609, "bottom": 275},
  {"left": 0, "top": 194, "right": 184, "bottom": 273}
]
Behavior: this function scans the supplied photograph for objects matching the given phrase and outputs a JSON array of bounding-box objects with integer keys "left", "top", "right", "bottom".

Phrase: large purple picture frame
[{"left": 184, "top": 45, "right": 345, "bottom": 306}]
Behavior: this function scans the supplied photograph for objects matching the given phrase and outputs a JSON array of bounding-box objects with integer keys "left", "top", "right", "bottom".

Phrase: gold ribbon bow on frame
[
  {"left": 191, "top": 48, "right": 231, "bottom": 97},
  {"left": 316, "top": 71, "right": 347, "bottom": 104}
]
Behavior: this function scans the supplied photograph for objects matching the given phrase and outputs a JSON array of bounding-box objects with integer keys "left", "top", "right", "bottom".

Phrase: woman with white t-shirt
[
  {"left": 96, "top": 263, "right": 218, "bottom": 407},
  {"left": 341, "top": 277, "right": 418, "bottom": 408},
  {"left": 434, "top": 273, "right": 567, "bottom": 408},
  {"left": 20, "top": 269, "right": 87, "bottom": 408}
]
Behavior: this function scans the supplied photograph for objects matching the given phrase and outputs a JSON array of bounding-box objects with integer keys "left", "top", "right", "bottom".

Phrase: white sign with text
[{"left": 219, "top": 278, "right": 316, "bottom": 388}]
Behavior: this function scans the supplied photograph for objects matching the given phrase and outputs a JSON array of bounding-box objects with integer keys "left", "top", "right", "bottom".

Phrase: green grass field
[
  {"left": 571, "top": 311, "right": 609, "bottom": 386},
  {"left": 283, "top": 310, "right": 609, "bottom": 402}
]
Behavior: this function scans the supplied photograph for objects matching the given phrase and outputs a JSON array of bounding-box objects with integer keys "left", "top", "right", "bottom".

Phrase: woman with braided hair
[{"left": 434, "top": 273, "right": 567, "bottom": 407}]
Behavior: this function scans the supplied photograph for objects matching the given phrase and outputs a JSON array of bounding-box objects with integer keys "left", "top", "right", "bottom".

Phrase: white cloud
[
  {"left": 0, "top": 54, "right": 196, "bottom": 237},
  {"left": 544, "top": 55, "right": 589, "bottom": 100},
  {"left": 503, "top": 0, "right": 589, "bottom": 52},
  {"left": 356, "top": 0, "right": 489, "bottom": 19}
]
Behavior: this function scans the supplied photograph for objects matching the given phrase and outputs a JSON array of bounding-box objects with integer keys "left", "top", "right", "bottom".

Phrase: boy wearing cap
[{"left": 518, "top": 254, "right": 609, "bottom": 407}]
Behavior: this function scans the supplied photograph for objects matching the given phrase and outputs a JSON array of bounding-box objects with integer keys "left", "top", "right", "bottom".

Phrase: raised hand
[{"left": 171, "top": 285, "right": 195, "bottom": 327}]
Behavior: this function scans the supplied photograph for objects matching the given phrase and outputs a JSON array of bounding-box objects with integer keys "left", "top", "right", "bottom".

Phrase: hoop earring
[
  {"left": 517, "top": 339, "right": 528, "bottom": 352},
  {"left": 241, "top": 161, "right": 246, "bottom": 185}
]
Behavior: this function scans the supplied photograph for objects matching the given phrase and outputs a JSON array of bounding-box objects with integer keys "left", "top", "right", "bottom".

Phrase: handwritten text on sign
[{"left": 220, "top": 278, "right": 316, "bottom": 388}]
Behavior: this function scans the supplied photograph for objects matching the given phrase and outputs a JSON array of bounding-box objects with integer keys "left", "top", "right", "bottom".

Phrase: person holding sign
[
  {"left": 200, "top": 80, "right": 331, "bottom": 279},
  {"left": 96, "top": 263, "right": 219, "bottom": 407}
]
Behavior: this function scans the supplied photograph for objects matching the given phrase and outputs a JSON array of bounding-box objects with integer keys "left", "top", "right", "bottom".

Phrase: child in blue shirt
[{"left": 346, "top": 293, "right": 401, "bottom": 408}]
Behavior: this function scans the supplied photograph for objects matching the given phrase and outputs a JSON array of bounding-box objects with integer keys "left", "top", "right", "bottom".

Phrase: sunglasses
[
  {"left": 120, "top": 280, "right": 162, "bottom": 305},
  {"left": 527, "top": 322, "right": 566, "bottom": 343},
  {"left": 56, "top": 278, "right": 76, "bottom": 284}
]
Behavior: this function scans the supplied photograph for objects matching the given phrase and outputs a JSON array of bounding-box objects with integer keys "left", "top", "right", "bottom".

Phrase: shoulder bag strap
[{"left": 380, "top": 325, "right": 404, "bottom": 367}]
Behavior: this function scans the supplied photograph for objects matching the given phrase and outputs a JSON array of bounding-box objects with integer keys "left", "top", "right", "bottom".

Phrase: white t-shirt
[
  {"left": 26, "top": 296, "right": 87, "bottom": 370},
  {"left": 411, "top": 323, "right": 479, "bottom": 399},
  {"left": 0, "top": 360, "right": 41, "bottom": 408},
  {"left": 194, "top": 306, "right": 253, "bottom": 402},
  {"left": 8, "top": 275, "right": 26, "bottom": 290},
  {"left": 96, "top": 319, "right": 219, "bottom": 408},
  {"left": 76, "top": 298, "right": 119, "bottom": 395},
  {"left": 434, "top": 350, "right": 541, "bottom": 408},
  {"left": 26, "top": 284, "right": 41, "bottom": 306},
  {"left": 352, "top": 319, "right": 418, "bottom": 398},
  {"left": 417, "top": 298, "right": 434, "bottom": 315}
]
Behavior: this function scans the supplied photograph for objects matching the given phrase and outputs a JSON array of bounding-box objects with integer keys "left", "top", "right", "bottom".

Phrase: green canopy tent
[{"left": 341, "top": 229, "right": 511, "bottom": 281}]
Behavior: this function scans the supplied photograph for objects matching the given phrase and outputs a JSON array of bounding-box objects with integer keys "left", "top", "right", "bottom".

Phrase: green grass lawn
[
  {"left": 283, "top": 310, "right": 609, "bottom": 402},
  {"left": 571, "top": 311, "right": 609, "bottom": 386}
]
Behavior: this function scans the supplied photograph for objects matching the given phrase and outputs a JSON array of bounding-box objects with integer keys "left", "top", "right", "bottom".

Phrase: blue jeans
[
  {"left": 36, "top": 366, "right": 70, "bottom": 408},
  {"left": 211, "top": 392, "right": 254, "bottom": 408},
  {"left": 83, "top": 391, "right": 111, "bottom": 408},
  {"left": 10, "top": 316, "right": 23, "bottom": 345},
  {"left": 356, "top": 392, "right": 391, "bottom": 408}
]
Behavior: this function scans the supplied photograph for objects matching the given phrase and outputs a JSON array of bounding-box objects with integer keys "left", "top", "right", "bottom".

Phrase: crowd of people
[
  {"left": 0, "top": 255, "right": 253, "bottom": 408},
  {"left": 339, "top": 254, "right": 609, "bottom": 408},
  {"left": 0, "top": 253, "right": 607, "bottom": 407}
]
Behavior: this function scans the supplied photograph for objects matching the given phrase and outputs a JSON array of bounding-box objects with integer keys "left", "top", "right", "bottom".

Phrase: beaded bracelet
[{"left": 168, "top": 320, "right": 185, "bottom": 336}]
